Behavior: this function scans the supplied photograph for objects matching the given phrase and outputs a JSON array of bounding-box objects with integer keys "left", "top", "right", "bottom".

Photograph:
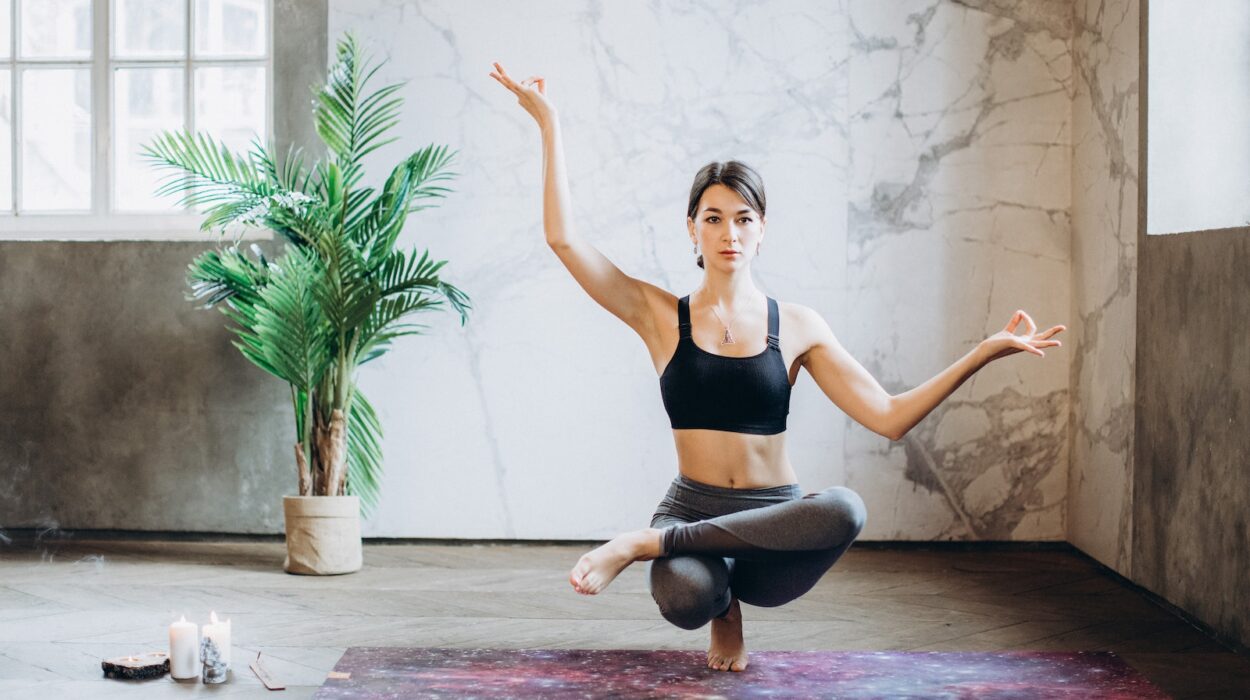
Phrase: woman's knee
[
  {"left": 816, "top": 486, "right": 867, "bottom": 536},
  {"left": 649, "top": 558, "right": 730, "bottom": 630}
]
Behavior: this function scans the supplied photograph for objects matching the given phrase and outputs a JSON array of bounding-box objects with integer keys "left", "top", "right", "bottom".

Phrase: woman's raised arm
[{"left": 489, "top": 62, "right": 655, "bottom": 337}]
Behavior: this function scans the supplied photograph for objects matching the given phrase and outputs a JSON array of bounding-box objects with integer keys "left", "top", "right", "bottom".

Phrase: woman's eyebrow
[{"left": 703, "top": 208, "right": 752, "bottom": 214}]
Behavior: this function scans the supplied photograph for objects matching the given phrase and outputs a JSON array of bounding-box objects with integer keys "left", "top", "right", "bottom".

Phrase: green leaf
[{"left": 345, "top": 390, "right": 384, "bottom": 518}]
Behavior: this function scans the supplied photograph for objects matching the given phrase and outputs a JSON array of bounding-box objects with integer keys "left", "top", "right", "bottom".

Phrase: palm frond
[
  {"left": 348, "top": 145, "right": 459, "bottom": 269},
  {"left": 142, "top": 130, "right": 318, "bottom": 233},
  {"left": 314, "top": 31, "right": 406, "bottom": 191},
  {"left": 251, "top": 246, "right": 333, "bottom": 392},
  {"left": 185, "top": 245, "right": 269, "bottom": 310},
  {"left": 345, "top": 390, "right": 383, "bottom": 518}
]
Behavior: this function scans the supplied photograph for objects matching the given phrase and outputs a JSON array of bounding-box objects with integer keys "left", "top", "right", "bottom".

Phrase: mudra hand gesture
[
  {"left": 981, "top": 309, "right": 1065, "bottom": 363},
  {"left": 489, "top": 61, "right": 556, "bottom": 129}
]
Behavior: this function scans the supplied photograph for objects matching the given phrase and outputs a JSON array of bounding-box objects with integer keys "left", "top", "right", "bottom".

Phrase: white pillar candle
[
  {"left": 168, "top": 615, "right": 199, "bottom": 679},
  {"left": 202, "top": 611, "right": 231, "bottom": 665}
]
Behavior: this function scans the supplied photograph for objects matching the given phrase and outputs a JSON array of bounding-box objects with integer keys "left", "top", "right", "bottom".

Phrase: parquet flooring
[{"left": 0, "top": 537, "right": 1246, "bottom": 698}]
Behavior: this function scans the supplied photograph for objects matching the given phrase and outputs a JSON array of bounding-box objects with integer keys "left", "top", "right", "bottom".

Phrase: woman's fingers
[
  {"left": 491, "top": 63, "right": 547, "bottom": 98},
  {"left": 1004, "top": 309, "right": 1045, "bottom": 337},
  {"left": 491, "top": 62, "right": 521, "bottom": 88},
  {"left": 520, "top": 75, "right": 546, "bottom": 94},
  {"left": 1018, "top": 310, "right": 1037, "bottom": 336},
  {"left": 489, "top": 70, "right": 518, "bottom": 94}
]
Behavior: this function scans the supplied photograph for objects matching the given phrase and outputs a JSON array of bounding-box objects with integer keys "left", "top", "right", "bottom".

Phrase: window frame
[{"left": 0, "top": 0, "right": 275, "bottom": 241}]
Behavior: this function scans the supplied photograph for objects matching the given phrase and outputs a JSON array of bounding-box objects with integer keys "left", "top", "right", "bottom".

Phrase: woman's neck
[{"left": 692, "top": 272, "right": 764, "bottom": 311}]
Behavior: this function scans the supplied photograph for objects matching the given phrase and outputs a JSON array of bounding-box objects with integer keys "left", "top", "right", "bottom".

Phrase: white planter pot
[{"left": 282, "top": 495, "right": 363, "bottom": 575}]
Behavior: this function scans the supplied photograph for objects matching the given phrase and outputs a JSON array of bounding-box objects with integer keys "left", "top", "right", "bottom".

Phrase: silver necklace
[{"left": 709, "top": 304, "right": 737, "bottom": 345}]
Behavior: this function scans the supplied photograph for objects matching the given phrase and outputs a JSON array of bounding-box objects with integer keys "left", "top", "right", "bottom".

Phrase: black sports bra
[{"left": 658, "top": 295, "right": 792, "bottom": 435}]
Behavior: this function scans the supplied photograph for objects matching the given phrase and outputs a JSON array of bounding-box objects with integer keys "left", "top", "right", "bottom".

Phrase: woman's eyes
[{"left": 705, "top": 217, "right": 752, "bottom": 223}]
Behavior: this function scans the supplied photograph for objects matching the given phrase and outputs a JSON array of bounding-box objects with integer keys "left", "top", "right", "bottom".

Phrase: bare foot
[
  {"left": 707, "top": 597, "right": 748, "bottom": 672},
  {"left": 569, "top": 528, "right": 663, "bottom": 595}
]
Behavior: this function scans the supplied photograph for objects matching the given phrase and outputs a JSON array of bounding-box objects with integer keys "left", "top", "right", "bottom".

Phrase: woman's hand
[
  {"left": 489, "top": 61, "right": 557, "bottom": 130},
  {"left": 979, "top": 310, "right": 1065, "bottom": 364}
]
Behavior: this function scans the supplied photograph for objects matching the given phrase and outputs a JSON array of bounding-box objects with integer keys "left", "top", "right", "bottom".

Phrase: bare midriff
[{"left": 673, "top": 429, "right": 799, "bottom": 489}]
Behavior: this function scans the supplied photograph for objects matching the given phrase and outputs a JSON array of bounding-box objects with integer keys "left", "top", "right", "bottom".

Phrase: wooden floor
[{"left": 1, "top": 537, "right": 1248, "bottom": 698}]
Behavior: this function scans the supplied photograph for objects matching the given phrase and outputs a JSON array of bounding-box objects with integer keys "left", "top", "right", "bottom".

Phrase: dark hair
[{"left": 687, "top": 160, "right": 766, "bottom": 269}]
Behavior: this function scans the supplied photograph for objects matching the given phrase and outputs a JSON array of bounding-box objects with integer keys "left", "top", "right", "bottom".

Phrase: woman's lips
[{"left": 719, "top": 251, "right": 740, "bottom": 256}]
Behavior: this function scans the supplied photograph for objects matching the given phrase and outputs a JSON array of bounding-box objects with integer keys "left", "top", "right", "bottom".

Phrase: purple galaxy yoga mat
[{"left": 313, "top": 647, "right": 1171, "bottom": 699}]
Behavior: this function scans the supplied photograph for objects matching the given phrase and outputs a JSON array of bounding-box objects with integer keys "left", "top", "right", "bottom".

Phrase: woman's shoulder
[
  {"left": 775, "top": 300, "right": 836, "bottom": 351},
  {"left": 775, "top": 299, "right": 819, "bottom": 324}
]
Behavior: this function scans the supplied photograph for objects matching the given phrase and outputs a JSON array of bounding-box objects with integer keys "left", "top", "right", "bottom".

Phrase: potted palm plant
[{"left": 142, "top": 32, "right": 471, "bottom": 575}]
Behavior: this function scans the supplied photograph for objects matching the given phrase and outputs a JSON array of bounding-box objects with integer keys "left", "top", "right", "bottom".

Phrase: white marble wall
[
  {"left": 846, "top": 1, "right": 1072, "bottom": 541},
  {"left": 1069, "top": 0, "right": 1137, "bottom": 576},
  {"left": 329, "top": 0, "right": 1073, "bottom": 540}
]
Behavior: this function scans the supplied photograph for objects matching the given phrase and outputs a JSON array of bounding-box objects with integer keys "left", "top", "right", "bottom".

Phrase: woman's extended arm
[
  {"left": 885, "top": 309, "right": 1065, "bottom": 440},
  {"left": 489, "top": 62, "right": 653, "bottom": 335},
  {"left": 801, "top": 306, "right": 1064, "bottom": 441},
  {"left": 883, "top": 345, "right": 990, "bottom": 441}
]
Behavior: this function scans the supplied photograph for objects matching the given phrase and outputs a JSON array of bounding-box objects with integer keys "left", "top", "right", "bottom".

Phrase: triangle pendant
[{"left": 721, "top": 328, "right": 736, "bottom": 345}]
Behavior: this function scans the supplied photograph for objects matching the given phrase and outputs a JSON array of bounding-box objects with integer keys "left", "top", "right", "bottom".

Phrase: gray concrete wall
[
  {"left": 0, "top": 241, "right": 294, "bottom": 533},
  {"left": 1134, "top": 230, "right": 1250, "bottom": 651},
  {"left": 273, "top": 0, "right": 329, "bottom": 164},
  {"left": 0, "top": 0, "right": 326, "bottom": 535}
]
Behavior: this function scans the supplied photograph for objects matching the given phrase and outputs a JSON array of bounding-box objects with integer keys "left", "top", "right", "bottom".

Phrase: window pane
[
  {"left": 0, "top": 0, "right": 11, "bottom": 59},
  {"left": 115, "top": 68, "right": 184, "bottom": 211},
  {"left": 0, "top": 70, "right": 10, "bottom": 211},
  {"left": 194, "top": 0, "right": 265, "bottom": 58},
  {"left": 194, "top": 65, "right": 265, "bottom": 154},
  {"left": 1147, "top": 0, "right": 1250, "bottom": 233},
  {"left": 114, "top": 0, "right": 185, "bottom": 58},
  {"left": 21, "top": 68, "right": 91, "bottom": 211},
  {"left": 20, "top": 0, "right": 91, "bottom": 59}
]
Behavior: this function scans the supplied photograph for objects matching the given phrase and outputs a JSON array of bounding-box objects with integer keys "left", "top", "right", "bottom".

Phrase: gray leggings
[{"left": 648, "top": 473, "right": 867, "bottom": 630}]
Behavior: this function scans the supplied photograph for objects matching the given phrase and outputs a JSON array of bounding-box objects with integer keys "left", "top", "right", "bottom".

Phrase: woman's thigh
[{"left": 727, "top": 512, "right": 862, "bottom": 608}]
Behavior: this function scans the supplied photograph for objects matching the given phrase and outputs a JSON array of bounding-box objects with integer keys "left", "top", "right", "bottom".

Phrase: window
[
  {"left": 0, "top": 0, "right": 272, "bottom": 240},
  {"left": 1146, "top": 0, "right": 1250, "bottom": 235}
]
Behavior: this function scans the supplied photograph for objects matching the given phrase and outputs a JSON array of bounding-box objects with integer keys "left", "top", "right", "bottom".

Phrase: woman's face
[{"left": 687, "top": 183, "right": 765, "bottom": 268}]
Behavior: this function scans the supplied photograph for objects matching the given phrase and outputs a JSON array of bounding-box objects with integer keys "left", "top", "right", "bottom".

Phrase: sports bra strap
[
  {"left": 766, "top": 297, "right": 780, "bottom": 350},
  {"left": 677, "top": 295, "right": 692, "bottom": 338}
]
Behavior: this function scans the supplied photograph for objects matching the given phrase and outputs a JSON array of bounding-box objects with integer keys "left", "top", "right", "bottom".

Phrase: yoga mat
[{"left": 313, "top": 647, "right": 1170, "bottom": 698}]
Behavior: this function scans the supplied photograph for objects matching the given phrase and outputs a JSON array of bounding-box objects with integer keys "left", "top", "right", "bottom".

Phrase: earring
[
  {"left": 693, "top": 242, "right": 699, "bottom": 254},
  {"left": 756, "top": 244, "right": 761, "bottom": 255}
]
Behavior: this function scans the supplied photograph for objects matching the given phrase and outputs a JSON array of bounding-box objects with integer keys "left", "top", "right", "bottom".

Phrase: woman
[{"left": 488, "top": 62, "right": 1065, "bottom": 673}]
